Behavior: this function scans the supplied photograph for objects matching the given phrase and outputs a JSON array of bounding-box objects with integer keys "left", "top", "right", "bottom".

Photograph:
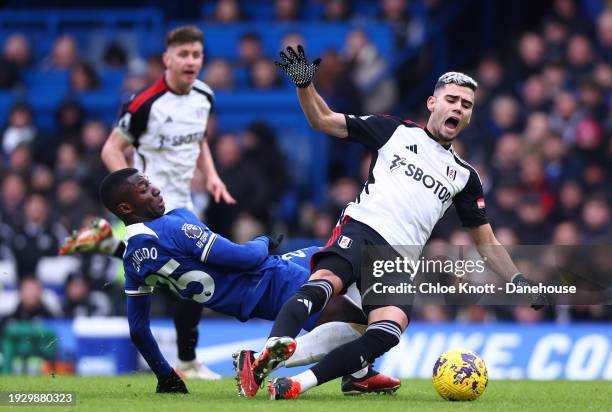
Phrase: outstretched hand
[
  {"left": 274, "top": 45, "right": 321, "bottom": 88},
  {"left": 206, "top": 174, "right": 236, "bottom": 205}
]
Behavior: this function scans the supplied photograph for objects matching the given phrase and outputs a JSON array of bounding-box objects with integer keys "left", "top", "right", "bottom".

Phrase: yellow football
[{"left": 432, "top": 348, "right": 488, "bottom": 401}]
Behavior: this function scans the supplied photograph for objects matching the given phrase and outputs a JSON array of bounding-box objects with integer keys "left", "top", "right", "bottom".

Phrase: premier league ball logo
[{"left": 182, "top": 223, "right": 203, "bottom": 240}]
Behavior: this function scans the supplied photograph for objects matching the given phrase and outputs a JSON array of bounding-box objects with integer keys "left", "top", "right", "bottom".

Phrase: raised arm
[
  {"left": 275, "top": 45, "right": 347, "bottom": 138},
  {"left": 296, "top": 85, "right": 348, "bottom": 138},
  {"left": 101, "top": 128, "right": 131, "bottom": 171}
]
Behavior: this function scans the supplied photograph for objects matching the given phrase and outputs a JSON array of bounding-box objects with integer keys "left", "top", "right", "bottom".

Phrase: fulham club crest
[
  {"left": 338, "top": 235, "right": 353, "bottom": 249},
  {"left": 446, "top": 166, "right": 457, "bottom": 180}
]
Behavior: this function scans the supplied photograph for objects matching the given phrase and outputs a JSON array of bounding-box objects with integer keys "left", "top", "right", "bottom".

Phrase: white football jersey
[
  {"left": 117, "top": 76, "right": 214, "bottom": 212},
  {"left": 341, "top": 115, "right": 487, "bottom": 256}
]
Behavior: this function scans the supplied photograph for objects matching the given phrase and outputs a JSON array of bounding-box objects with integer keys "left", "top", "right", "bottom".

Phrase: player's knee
[
  {"left": 310, "top": 269, "right": 344, "bottom": 295},
  {"left": 360, "top": 320, "right": 402, "bottom": 362},
  {"left": 295, "top": 279, "right": 335, "bottom": 314}
]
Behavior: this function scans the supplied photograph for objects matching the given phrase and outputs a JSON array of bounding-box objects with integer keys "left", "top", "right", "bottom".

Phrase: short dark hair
[
  {"left": 166, "top": 25, "right": 204, "bottom": 48},
  {"left": 99, "top": 168, "right": 139, "bottom": 215},
  {"left": 434, "top": 72, "right": 478, "bottom": 92}
]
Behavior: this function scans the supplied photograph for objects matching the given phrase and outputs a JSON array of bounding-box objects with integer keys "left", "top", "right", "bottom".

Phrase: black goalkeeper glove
[
  {"left": 265, "top": 233, "right": 284, "bottom": 253},
  {"left": 156, "top": 370, "right": 188, "bottom": 394},
  {"left": 274, "top": 45, "right": 321, "bottom": 88},
  {"left": 511, "top": 273, "right": 552, "bottom": 310}
]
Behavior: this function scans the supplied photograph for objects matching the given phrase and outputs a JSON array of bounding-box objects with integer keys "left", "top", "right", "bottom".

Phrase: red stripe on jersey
[
  {"left": 128, "top": 76, "right": 168, "bottom": 113},
  {"left": 402, "top": 118, "right": 425, "bottom": 128},
  {"left": 324, "top": 216, "right": 352, "bottom": 247}
]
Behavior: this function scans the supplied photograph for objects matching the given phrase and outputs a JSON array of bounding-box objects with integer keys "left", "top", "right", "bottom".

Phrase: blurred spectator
[
  {"left": 12, "top": 194, "right": 66, "bottom": 276},
  {"left": 577, "top": 79, "right": 607, "bottom": 122},
  {"left": 123, "top": 61, "right": 147, "bottom": 96},
  {"left": 0, "top": 34, "right": 31, "bottom": 89},
  {"left": 554, "top": 180, "right": 583, "bottom": 222},
  {"left": 63, "top": 273, "right": 111, "bottom": 317},
  {"left": 580, "top": 195, "right": 612, "bottom": 243},
  {"left": 30, "top": 165, "right": 55, "bottom": 197},
  {"left": 323, "top": 0, "right": 351, "bottom": 21},
  {"left": 145, "top": 54, "right": 165, "bottom": 84},
  {"left": 249, "top": 58, "right": 281, "bottom": 89},
  {"left": 309, "top": 210, "right": 334, "bottom": 239},
  {"left": 519, "top": 154, "right": 555, "bottom": 212},
  {"left": 344, "top": 29, "right": 397, "bottom": 113},
  {"left": 3, "top": 33, "right": 31, "bottom": 69},
  {"left": 379, "top": 0, "right": 423, "bottom": 48},
  {"left": 548, "top": 90, "right": 585, "bottom": 142},
  {"left": 55, "top": 100, "right": 85, "bottom": 145},
  {"left": 475, "top": 55, "right": 507, "bottom": 105},
  {"left": 70, "top": 62, "right": 100, "bottom": 92},
  {"left": 541, "top": 133, "right": 570, "bottom": 186},
  {"left": 316, "top": 49, "right": 362, "bottom": 114},
  {"left": 2, "top": 102, "right": 37, "bottom": 156},
  {"left": 494, "top": 227, "right": 519, "bottom": 245},
  {"left": 275, "top": 0, "right": 300, "bottom": 21},
  {"left": 512, "top": 305, "right": 545, "bottom": 323},
  {"left": 552, "top": 221, "right": 581, "bottom": 244},
  {"left": 420, "top": 304, "right": 452, "bottom": 323},
  {"left": 80, "top": 120, "right": 110, "bottom": 195},
  {"left": 9, "top": 277, "right": 56, "bottom": 320},
  {"left": 0, "top": 173, "right": 26, "bottom": 227},
  {"left": 44, "top": 35, "right": 79, "bottom": 71},
  {"left": 203, "top": 59, "right": 234, "bottom": 90},
  {"left": 456, "top": 305, "right": 496, "bottom": 323},
  {"left": 238, "top": 33, "right": 263, "bottom": 68},
  {"left": 231, "top": 214, "right": 266, "bottom": 244},
  {"left": 596, "top": 10, "right": 612, "bottom": 61},
  {"left": 515, "top": 194, "right": 553, "bottom": 243},
  {"left": 55, "top": 142, "right": 88, "bottom": 181},
  {"left": 548, "top": 0, "right": 592, "bottom": 35},
  {"left": 8, "top": 144, "right": 33, "bottom": 176},
  {"left": 327, "top": 177, "right": 360, "bottom": 218},
  {"left": 542, "top": 60, "right": 569, "bottom": 95},
  {"left": 206, "top": 133, "right": 270, "bottom": 237},
  {"left": 212, "top": 0, "right": 244, "bottom": 23},
  {"left": 54, "top": 178, "right": 98, "bottom": 231},
  {"left": 102, "top": 41, "right": 128, "bottom": 68},
  {"left": 565, "top": 34, "right": 595, "bottom": 82},
  {"left": 510, "top": 32, "right": 546, "bottom": 83},
  {"left": 522, "top": 74, "right": 551, "bottom": 112},
  {"left": 487, "top": 95, "right": 521, "bottom": 138},
  {"left": 242, "top": 122, "right": 287, "bottom": 202},
  {"left": 523, "top": 112, "right": 550, "bottom": 145},
  {"left": 542, "top": 17, "right": 570, "bottom": 62}
]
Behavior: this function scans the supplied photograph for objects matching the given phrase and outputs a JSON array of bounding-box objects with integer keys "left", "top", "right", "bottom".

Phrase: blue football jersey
[{"left": 123, "top": 208, "right": 311, "bottom": 321}]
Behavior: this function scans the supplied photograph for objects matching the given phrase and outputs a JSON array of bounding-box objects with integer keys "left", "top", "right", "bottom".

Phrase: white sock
[
  {"left": 351, "top": 366, "right": 369, "bottom": 379},
  {"left": 293, "top": 369, "right": 318, "bottom": 393},
  {"left": 284, "top": 322, "right": 362, "bottom": 368}
]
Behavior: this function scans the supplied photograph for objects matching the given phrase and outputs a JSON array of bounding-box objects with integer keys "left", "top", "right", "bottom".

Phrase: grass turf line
[{"left": 0, "top": 375, "right": 609, "bottom": 412}]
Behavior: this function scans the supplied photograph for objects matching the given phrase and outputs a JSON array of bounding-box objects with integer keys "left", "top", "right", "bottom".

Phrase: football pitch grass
[{"left": 1, "top": 375, "right": 609, "bottom": 411}]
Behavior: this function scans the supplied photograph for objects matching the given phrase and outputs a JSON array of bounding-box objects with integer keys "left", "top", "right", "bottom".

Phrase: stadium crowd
[{"left": 0, "top": 0, "right": 610, "bottom": 326}]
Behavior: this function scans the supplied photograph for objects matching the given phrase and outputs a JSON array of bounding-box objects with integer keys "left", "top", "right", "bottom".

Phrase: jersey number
[{"left": 146, "top": 259, "right": 215, "bottom": 303}]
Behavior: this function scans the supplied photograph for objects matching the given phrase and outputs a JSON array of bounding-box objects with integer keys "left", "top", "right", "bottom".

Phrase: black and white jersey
[
  {"left": 116, "top": 76, "right": 214, "bottom": 212},
  {"left": 342, "top": 114, "right": 487, "bottom": 251}
]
